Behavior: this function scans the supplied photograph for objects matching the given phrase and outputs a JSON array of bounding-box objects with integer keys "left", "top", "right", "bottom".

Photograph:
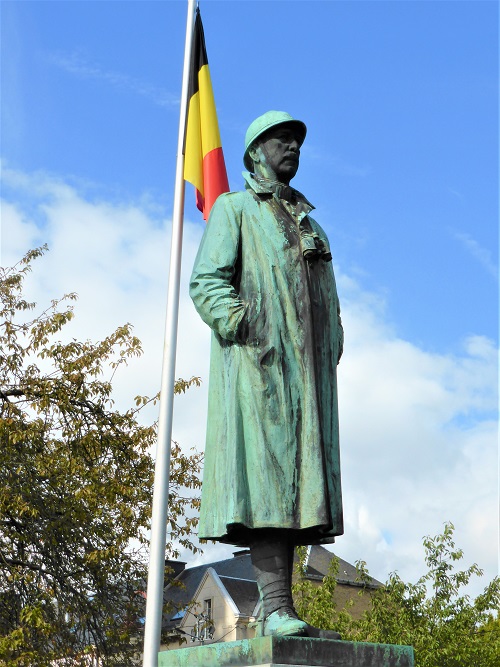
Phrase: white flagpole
[{"left": 142, "top": 1, "right": 196, "bottom": 664}]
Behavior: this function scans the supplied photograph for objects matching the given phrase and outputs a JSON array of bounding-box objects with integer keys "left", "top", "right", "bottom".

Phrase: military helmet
[{"left": 243, "top": 110, "right": 307, "bottom": 171}]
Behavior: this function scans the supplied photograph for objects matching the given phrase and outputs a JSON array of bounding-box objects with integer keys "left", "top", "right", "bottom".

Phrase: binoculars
[{"left": 300, "top": 227, "right": 332, "bottom": 262}]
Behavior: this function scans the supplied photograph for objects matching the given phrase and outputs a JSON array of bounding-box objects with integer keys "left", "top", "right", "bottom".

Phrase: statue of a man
[{"left": 190, "top": 111, "right": 344, "bottom": 637}]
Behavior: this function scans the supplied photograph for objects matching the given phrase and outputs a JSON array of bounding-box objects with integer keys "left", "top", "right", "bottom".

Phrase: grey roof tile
[{"left": 218, "top": 576, "right": 259, "bottom": 616}]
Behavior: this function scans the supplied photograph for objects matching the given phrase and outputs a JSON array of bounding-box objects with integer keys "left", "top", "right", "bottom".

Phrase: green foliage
[
  {"left": 353, "top": 522, "right": 500, "bottom": 666},
  {"left": 0, "top": 248, "right": 203, "bottom": 666},
  {"left": 294, "top": 523, "right": 500, "bottom": 667},
  {"left": 293, "top": 545, "right": 340, "bottom": 628},
  {"left": 292, "top": 547, "right": 360, "bottom": 636},
  {"left": 292, "top": 547, "right": 374, "bottom": 638}
]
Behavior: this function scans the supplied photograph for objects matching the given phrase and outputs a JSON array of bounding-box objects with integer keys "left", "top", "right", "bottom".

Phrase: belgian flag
[{"left": 184, "top": 8, "right": 229, "bottom": 220}]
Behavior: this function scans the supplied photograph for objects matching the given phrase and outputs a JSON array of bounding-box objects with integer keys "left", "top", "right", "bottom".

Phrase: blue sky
[
  {"left": 3, "top": 0, "right": 498, "bottom": 350},
  {"left": 2, "top": 0, "right": 498, "bottom": 596}
]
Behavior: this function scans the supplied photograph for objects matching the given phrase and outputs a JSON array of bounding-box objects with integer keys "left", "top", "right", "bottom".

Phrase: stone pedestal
[{"left": 157, "top": 636, "right": 414, "bottom": 667}]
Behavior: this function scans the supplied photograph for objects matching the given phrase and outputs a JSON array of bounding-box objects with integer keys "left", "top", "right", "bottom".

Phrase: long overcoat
[{"left": 189, "top": 173, "right": 344, "bottom": 546}]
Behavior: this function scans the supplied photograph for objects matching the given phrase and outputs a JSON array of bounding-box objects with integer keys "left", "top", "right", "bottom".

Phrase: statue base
[{"left": 157, "top": 636, "right": 414, "bottom": 667}]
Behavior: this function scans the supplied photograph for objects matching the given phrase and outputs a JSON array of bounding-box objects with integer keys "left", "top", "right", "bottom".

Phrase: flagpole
[{"left": 142, "top": 1, "right": 196, "bottom": 665}]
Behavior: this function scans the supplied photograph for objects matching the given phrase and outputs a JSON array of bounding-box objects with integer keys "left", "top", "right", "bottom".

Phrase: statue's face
[{"left": 251, "top": 124, "right": 301, "bottom": 184}]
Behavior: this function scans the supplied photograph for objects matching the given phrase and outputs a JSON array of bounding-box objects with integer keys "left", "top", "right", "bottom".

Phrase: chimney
[{"left": 232, "top": 549, "right": 250, "bottom": 558}]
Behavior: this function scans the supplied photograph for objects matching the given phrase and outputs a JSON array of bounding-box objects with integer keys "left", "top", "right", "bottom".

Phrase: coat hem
[{"left": 199, "top": 522, "right": 344, "bottom": 548}]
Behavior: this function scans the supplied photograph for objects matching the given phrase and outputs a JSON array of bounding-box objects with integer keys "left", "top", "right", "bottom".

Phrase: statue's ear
[{"left": 248, "top": 143, "right": 260, "bottom": 165}]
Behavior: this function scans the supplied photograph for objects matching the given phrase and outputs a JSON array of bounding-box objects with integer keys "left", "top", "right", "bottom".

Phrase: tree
[
  {"left": 293, "top": 522, "right": 500, "bottom": 667},
  {"left": 354, "top": 522, "right": 500, "bottom": 666},
  {"left": 0, "top": 247, "right": 202, "bottom": 666},
  {"left": 292, "top": 547, "right": 375, "bottom": 638}
]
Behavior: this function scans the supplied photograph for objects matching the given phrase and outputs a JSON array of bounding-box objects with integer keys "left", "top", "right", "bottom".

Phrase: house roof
[
  {"left": 307, "top": 545, "right": 381, "bottom": 588},
  {"left": 162, "top": 551, "right": 255, "bottom": 629},
  {"left": 218, "top": 576, "right": 259, "bottom": 616},
  {"left": 163, "top": 545, "right": 381, "bottom": 630}
]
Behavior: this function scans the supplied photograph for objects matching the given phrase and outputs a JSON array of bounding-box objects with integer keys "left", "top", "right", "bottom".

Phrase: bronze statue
[{"left": 190, "top": 111, "right": 344, "bottom": 637}]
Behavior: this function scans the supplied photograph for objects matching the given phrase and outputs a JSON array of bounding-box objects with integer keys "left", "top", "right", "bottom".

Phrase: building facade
[{"left": 160, "top": 546, "right": 381, "bottom": 651}]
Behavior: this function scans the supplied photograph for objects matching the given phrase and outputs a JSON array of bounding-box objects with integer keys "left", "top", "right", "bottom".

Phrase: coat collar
[{"left": 242, "top": 172, "right": 315, "bottom": 214}]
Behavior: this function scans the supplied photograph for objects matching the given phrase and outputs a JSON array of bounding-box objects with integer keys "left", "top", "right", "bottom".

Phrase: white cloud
[
  {"left": 334, "top": 276, "right": 498, "bottom": 591},
  {"left": 1, "top": 165, "right": 208, "bottom": 433},
  {"left": 2, "top": 167, "right": 497, "bottom": 597},
  {"left": 453, "top": 229, "right": 498, "bottom": 280},
  {"left": 1, "top": 199, "right": 44, "bottom": 260},
  {"left": 47, "top": 51, "right": 179, "bottom": 109}
]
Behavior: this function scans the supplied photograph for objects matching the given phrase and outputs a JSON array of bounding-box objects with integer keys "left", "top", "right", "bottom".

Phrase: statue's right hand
[{"left": 236, "top": 302, "right": 267, "bottom": 346}]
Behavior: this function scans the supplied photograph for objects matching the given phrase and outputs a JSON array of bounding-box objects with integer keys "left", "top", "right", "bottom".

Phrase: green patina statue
[{"left": 190, "top": 111, "right": 344, "bottom": 638}]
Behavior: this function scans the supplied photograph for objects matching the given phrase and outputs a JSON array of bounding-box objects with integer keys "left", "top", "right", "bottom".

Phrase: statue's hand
[{"left": 236, "top": 302, "right": 267, "bottom": 346}]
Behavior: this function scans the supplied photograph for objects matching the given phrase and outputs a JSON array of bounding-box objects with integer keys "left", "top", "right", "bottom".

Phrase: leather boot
[{"left": 250, "top": 535, "right": 307, "bottom": 637}]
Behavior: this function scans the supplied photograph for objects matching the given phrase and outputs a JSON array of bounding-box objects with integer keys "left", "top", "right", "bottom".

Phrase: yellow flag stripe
[
  {"left": 184, "top": 91, "right": 203, "bottom": 194},
  {"left": 183, "top": 8, "right": 229, "bottom": 219},
  {"left": 198, "top": 64, "right": 222, "bottom": 154},
  {"left": 184, "top": 64, "right": 222, "bottom": 197}
]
